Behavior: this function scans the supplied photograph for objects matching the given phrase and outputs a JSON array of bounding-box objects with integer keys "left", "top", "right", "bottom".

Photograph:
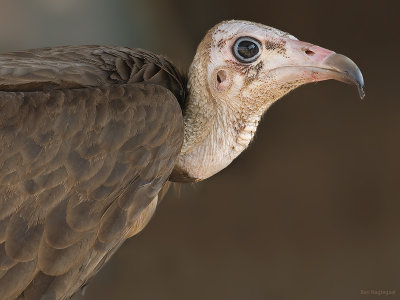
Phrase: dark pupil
[{"left": 237, "top": 40, "right": 259, "bottom": 58}]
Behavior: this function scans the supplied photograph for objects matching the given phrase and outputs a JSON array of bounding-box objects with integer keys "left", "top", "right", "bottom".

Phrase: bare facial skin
[{"left": 172, "top": 20, "right": 364, "bottom": 182}]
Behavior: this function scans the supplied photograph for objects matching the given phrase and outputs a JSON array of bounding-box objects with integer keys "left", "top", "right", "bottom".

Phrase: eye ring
[{"left": 232, "top": 36, "right": 262, "bottom": 63}]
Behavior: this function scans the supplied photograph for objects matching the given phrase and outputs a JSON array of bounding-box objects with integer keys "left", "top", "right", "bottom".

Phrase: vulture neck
[{"left": 172, "top": 53, "right": 264, "bottom": 182}]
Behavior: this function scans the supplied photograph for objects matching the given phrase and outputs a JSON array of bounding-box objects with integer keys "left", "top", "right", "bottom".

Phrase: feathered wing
[{"left": 0, "top": 46, "right": 185, "bottom": 299}]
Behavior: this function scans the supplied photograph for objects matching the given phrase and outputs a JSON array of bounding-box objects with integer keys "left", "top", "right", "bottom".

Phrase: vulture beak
[{"left": 271, "top": 39, "right": 365, "bottom": 99}]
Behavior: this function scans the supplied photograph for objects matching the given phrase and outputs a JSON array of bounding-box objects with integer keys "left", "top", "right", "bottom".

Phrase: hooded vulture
[{"left": 0, "top": 20, "right": 364, "bottom": 299}]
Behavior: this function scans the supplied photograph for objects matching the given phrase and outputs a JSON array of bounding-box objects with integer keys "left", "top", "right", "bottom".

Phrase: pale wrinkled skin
[{"left": 175, "top": 20, "right": 363, "bottom": 181}]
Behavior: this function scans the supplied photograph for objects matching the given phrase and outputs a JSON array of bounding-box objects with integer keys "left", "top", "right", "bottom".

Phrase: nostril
[{"left": 305, "top": 49, "right": 315, "bottom": 56}]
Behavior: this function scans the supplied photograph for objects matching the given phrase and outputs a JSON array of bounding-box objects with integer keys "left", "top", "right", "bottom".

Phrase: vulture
[{"left": 0, "top": 20, "right": 364, "bottom": 299}]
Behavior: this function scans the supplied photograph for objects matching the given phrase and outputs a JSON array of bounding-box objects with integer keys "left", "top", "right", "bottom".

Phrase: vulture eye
[{"left": 233, "top": 37, "right": 262, "bottom": 63}]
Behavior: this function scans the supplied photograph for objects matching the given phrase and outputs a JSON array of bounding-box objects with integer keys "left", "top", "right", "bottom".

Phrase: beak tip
[
  {"left": 352, "top": 65, "right": 365, "bottom": 99},
  {"left": 356, "top": 75, "right": 365, "bottom": 99},
  {"left": 355, "top": 72, "right": 365, "bottom": 99},
  {"left": 325, "top": 53, "right": 365, "bottom": 99},
  {"left": 358, "top": 85, "right": 365, "bottom": 99}
]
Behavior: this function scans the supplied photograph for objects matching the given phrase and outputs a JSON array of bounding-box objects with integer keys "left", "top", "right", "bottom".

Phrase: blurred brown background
[{"left": 1, "top": 0, "right": 399, "bottom": 299}]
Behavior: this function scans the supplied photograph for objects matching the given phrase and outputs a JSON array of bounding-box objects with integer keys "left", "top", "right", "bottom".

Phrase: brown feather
[{"left": 0, "top": 46, "right": 185, "bottom": 299}]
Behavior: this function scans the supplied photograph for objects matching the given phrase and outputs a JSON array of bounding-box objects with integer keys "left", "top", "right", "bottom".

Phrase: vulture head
[{"left": 173, "top": 20, "right": 364, "bottom": 182}]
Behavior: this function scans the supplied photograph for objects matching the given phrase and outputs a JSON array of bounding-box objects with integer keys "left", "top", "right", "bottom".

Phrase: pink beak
[{"left": 271, "top": 39, "right": 365, "bottom": 99}]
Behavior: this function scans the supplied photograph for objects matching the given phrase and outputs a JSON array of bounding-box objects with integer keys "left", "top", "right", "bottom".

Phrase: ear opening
[{"left": 215, "top": 69, "right": 231, "bottom": 92}]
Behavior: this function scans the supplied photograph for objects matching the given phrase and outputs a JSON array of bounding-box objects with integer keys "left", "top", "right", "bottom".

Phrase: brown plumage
[
  {"left": 0, "top": 20, "right": 364, "bottom": 299},
  {"left": 0, "top": 46, "right": 185, "bottom": 299}
]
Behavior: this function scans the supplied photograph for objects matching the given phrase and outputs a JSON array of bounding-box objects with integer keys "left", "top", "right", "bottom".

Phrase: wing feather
[{"left": 0, "top": 46, "right": 185, "bottom": 299}]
